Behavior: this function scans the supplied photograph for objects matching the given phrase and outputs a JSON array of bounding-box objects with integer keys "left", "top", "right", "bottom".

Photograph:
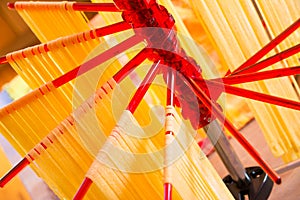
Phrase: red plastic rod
[
  {"left": 166, "top": 68, "right": 176, "bottom": 107},
  {"left": 233, "top": 43, "right": 300, "bottom": 75},
  {"left": 164, "top": 69, "right": 175, "bottom": 200},
  {"left": 187, "top": 77, "right": 281, "bottom": 184},
  {"left": 94, "top": 21, "right": 131, "bottom": 37},
  {"left": 127, "top": 60, "right": 161, "bottom": 113},
  {"left": 0, "top": 56, "right": 7, "bottom": 64},
  {"left": 8, "top": 2, "right": 120, "bottom": 12},
  {"left": 213, "top": 66, "right": 300, "bottom": 85},
  {"left": 206, "top": 80, "right": 300, "bottom": 111},
  {"left": 72, "top": 3, "right": 120, "bottom": 12},
  {"left": 164, "top": 183, "right": 172, "bottom": 200},
  {"left": 0, "top": 158, "right": 30, "bottom": 188},
  {"left": 53, "top": 35, "right": 143, "bottom": 88},
  {"left": 73, "top": 177, "right": 93, "bottom": 200},
  {"left": 0, "top": 21, "right": 132, "bottom": 65},
  {"left": 231, "top": 18, "right": 300, "bottom": 75},
  {"left": 113, "top": 48, "right": 151, "bottom": 83}
]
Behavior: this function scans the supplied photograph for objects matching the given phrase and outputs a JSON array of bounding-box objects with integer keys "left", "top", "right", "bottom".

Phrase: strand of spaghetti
[
  {"left": 0, "top": 158, "right": 29, "bottom": 187},
  {"left": 72, "top": 2, "right": 119, "bottom": 12},
  {"left": 74, "top": 59, "right": 161, "bottom": 200},
  {"left": 8, "top": 2, "right": 120, "bottom": 12},
  {"left": 0, "top": 21, "right": 131, "bottom": 65},
  {"left": 164, "top": 68, "right": 176, "bottom": 200},
  {"left": 204, "top": 80, "right": 300, "bottom": 110},
  {"left": 211, "top": 66, "right": 300, "bottom": 85},
  {"left": 0, "top": 48, "right": 150, "bottom": 188},
  {"left": 230, "top": 43, "right": 300, "bottom": 75},
  {"left": 186, "top": 77, "right": 281, "bottom": 184},
  {"left": 0, "top": 56, "right": 6, "bottom": 64},
  {"left": 126, "top": 61, "right": 161, "bottom": 113},
  {"left": 230, "top": 17, "right": 300, "bottom": 75}
]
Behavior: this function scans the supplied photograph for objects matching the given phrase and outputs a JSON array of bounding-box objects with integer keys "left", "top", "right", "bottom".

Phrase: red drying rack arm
[
  {"left": 0, "top": 56, "right": 7, "bottom": 65},
  {"left": 164, "top": 69, "right": 176, "bottom": 200},
  {"left": 0, "top": 21, "right": 132, "bottom": 65},
  {"left": 232, "top": 43, "right": 300, "bottom": 75},
  {"left": 164, "top": 182, "right": 173, "bottom": 200},
  {"left": 53, "top": 35, "right": 144, "bottom": 88},
  {"left": 7, "top": 2, "right": 120, "bottom": 12},
  {"left": 73, "top": 177, "right": 93, "bottom": 200},
  {"left": 72, "top": 3, "right": 120, "bottom": 12},
  {"left": 0, "top": 158, "right": 30, "bottom": 188},
  {"left": 231, "top": 18, "right": 300, "bottom": 75},
  {"left": 113, "top": 48, "right": 151, "bottom": 83},
  {"left": 213, "top": 66, "right": 300, "bottom": 85},
  {"left": 206, "top": 80, "right": 300, "bottom": 111},
  {"left": 94, "top": 21, "right": 131, "bottom": 37},
  {"left": 126, "top": 60, "right": 161, "bottom": 113},
  {"left": 166, "top": 68, "right": 176, "bottom": 107},
  {"left": 187, "top": 77, "right": 281, "bottom": 184}
]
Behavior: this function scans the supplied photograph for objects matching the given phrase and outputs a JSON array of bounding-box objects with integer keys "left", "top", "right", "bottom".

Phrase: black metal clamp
[{"left": 205, "top": 121, "right": 273, "bottom": 200}]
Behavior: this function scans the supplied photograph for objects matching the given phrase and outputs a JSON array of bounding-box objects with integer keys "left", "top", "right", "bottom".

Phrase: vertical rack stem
[
  {"left": 164, "top": 68, "right": 176, "bottom": 200},
  {"left": 204, "top": 121, "right": 250, "bottom": 186}
]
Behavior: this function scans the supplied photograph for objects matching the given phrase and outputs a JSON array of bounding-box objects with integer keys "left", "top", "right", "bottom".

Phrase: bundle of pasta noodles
[
  {"left": 13, "top": 1, "right": 92, "bottom": 42},
  {"left": 82, "top": 105, "right": 233, "bottom": 199},
  {"left": 188, "top": 0, "right": 300, "bottom": 162},
  {"left": 0, "top": 1, "right": 234, "bottom": 199}
]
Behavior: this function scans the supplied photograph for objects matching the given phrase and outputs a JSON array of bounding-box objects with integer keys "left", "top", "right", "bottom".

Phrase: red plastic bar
[
  {"left": 0, "top": 56, "right": 7, "bottom": 64},
  {"left": 187, "top": 78, "right": 281, "bottom": 184},
  {"left": 206, "top": 80, "right": 300, "bottom": 110},
  {"left": 164, "top": 183, "right": 172, "bottom": 200},
  {"left": 232, "top": 44, "right": 300, "bottom": 75},
  {"left": 164, "top": 69, "right": 175, "bottom": 200},
  {"left": 7, "top": 2, "right": 120, "bottom": 12},
  {"left": 53, "top": 35, "right": 144, "bottom": 88},
  {"left": 231, "top": 18, "right": 300, "bottom": 75},
  {"left": 113, "top": 48, "right": 151, "bottom": 83},
  {"left": 94, "top": 21, "right": 131, "bottom": 37},
  {"left": 213, "top": 66, "right": 300, "bottom": 85},
  {"left": 0, "top": 158, "right": 30, "bottom": 188},
  {"left": 0, "top": 21, "right": 132, "bottom": 65},
  {"left": 127, "top": 60, "right": 161, "bottom": 113},
  {"left": 72, "top": 3, "right": 120, "bottom": 12},
  {"left": 166, "top": 68, "right": 176, "bottom": 106},
  {"left": 73, "top": 177, "right": 93, "bottom": 200}
]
